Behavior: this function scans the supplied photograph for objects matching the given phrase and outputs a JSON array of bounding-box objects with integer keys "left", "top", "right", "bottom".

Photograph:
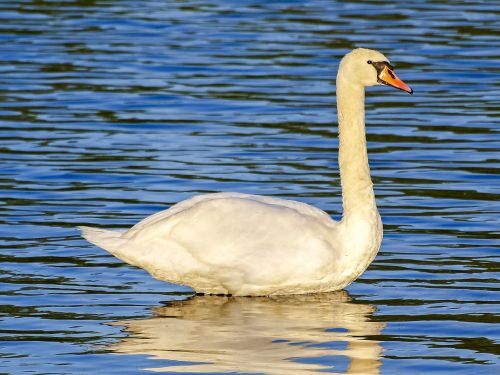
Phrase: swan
[{"left": 80, "top": 48, "right": 412, "bottom": 296}]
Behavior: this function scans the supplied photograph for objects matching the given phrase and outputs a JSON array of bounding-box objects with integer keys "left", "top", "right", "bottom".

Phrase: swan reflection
[{"left": 108, "top": 292, "right": 384, "bottom": 374}]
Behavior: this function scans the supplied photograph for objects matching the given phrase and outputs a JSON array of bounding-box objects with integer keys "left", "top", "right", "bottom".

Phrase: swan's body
[{"left": 80, "top": 48, "right": 412, "bottom": 296}]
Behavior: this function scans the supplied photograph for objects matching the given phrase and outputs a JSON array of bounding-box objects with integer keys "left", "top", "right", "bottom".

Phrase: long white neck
[
  {"left": 334, "top": 74, "right": 382, "bottom": 287},
  {"left": 336, "top": 76, "right": 377, "bottom": 221}
]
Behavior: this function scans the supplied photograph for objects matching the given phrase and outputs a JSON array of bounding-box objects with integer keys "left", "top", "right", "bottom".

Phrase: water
[{"left": 0, "top": 0, "right": 498, "bottom": 374}]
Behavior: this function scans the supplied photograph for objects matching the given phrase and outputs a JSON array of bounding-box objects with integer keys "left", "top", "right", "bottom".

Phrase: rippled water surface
[{"left": 1, "top": 0, "right": 499, "bottom": 374}]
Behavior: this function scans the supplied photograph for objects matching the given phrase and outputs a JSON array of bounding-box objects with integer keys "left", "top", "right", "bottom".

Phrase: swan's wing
[{"left": 126, "top": 192, "right": 333, "bottom": 238}]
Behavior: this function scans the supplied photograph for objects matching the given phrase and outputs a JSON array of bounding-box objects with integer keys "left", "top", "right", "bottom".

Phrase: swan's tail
[
  {"left": 79, "top": 226, "right": 126, "bottom": 249},
  {"left": 78, "top": 227, "right": 140, "bottom": 265}
]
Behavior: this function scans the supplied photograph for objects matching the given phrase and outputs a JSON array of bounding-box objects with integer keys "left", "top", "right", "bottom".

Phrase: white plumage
[{"left": 80, "top": 48, "right": 412, "bottom": 296}]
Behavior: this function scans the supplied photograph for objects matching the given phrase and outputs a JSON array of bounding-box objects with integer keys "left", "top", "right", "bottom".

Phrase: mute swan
[{"left": 80, "top": 48, "right": 412, "bottom": 296}]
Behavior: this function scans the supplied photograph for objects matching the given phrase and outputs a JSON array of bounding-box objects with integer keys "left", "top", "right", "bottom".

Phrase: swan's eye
[{"left": 367, "top": 60, "right": 372, "bottom": 64}]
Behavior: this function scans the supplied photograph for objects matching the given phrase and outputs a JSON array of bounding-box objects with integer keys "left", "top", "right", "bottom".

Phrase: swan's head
[{"left": 338, "top": 48, "right": 413, "bottom": 94}]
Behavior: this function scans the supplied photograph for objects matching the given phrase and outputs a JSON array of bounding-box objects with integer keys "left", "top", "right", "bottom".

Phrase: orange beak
[{"left": 378, "top": 65, "right": 413, "bottom": 94}]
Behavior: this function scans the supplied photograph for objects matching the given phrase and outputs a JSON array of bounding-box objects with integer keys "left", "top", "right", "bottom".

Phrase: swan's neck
[
  {"left": 334, "top": 76, "right": 382, "bottom": 286},
  {"left": 336, "top": 78, "right": 377, "bottom": 220}
]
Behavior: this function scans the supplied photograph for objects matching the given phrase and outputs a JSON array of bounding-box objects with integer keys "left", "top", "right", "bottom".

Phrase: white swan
[{"left": 80, "top": 48, "right": 412, "bottom": 296}]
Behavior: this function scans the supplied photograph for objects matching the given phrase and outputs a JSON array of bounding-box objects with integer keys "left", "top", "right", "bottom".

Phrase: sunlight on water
[{"left": 0, "top": 0, "right": 498, "bottom": 374}]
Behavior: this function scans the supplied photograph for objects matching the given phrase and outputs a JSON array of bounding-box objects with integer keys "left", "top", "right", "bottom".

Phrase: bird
[{"left": 80, "top": 48, "right": 413, "bottom": 296}]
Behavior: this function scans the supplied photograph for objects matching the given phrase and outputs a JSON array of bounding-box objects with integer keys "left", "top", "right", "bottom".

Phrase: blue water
[{"left": 0, "top": 0, "right": 498, "bottom": 374}]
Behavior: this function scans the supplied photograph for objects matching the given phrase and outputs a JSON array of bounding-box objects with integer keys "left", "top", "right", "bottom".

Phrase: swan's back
[{"left": 126, "top": 192, "right": 333, "bottom": 237}]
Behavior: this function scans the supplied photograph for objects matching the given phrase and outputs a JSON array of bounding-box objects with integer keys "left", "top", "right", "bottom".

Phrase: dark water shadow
[{"left": 107, "top": 291, "right": 384, "bottom": 374}]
